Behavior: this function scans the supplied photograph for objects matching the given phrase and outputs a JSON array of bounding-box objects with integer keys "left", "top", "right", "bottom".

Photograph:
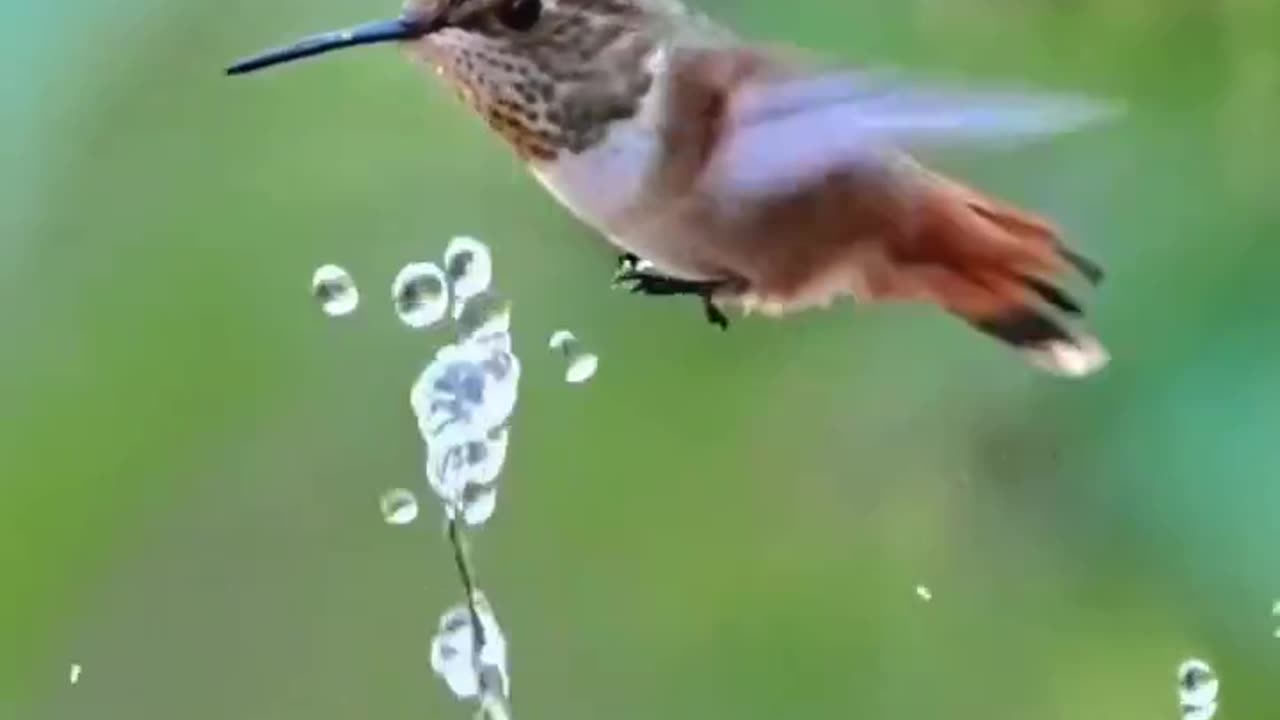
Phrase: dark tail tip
[
  {"left": 1020, "top": 275, "right": 1083, "bottom": 316},
  {"left": 1058, "top": 246, "right": 1105, "bottom": 285},
  {"left": 973, "top": 310, "right": 1108, "bottom": 377}
]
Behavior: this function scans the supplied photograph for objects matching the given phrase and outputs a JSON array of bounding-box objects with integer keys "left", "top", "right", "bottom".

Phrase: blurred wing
[{"left": 713, "top": 69, "right": 1121, "bottom": 197}]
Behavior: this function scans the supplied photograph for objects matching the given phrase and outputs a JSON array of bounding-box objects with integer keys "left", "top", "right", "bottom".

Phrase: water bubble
[
  {"left": 312, "top": 264, "right": 359, "bottom": 317},
  {"left": 915, "top": 585, "right": 933, "bottom": 602},
  {"left": 392, "top": 262, "right": 449, "bottom": 329},
  {"left": 549, "top": 329, "right": 599, "bottom": 384},
  {"left": 429, "top": 592, "right": 510, "bottom": 701},
  {"left": 1177, "top": 658, "right": 1219, "bottom": 720},
  {"left": 419, "top": 371, "right": 514, "bottom": 525},
  {"left": 566, "top": 353, "right": 599, "bottom": 384},
  {"left": 427, "top": 427, "right": 509, "bottom": 501},
  {"left": 69, "top": 663, "right": 81, "bottom": 685},
  {"left": 379, "top": 488, "right": 419, "bottom": 526},
  {"left": 455, "top": 291, "right": 512, "bottom": 342},
  {"left": 1272, "top": 599, "right": 1279, "bottom": 638},
  {"left": 1182, "top": 704, "right": 1218, "bottom": 720},
  {"left": 459, "top": 484, "right": 499, "bottom": 526},
  {"left": 411, "top": 276, "right": 519, "bottom": 528},
  {"left": 408, "top": 237, "right": 518, "bottom": 715},
  {"left": 444, "top": 236, "right": 493, "bottom": 306},
  {"left": 410, "top": 340, "right": 520, "bottom": 450}
]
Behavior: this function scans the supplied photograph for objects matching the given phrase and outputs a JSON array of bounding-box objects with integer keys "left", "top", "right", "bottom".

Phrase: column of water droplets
[
  {"left": 403, "top": 236, "right": 515, "bottom": 720},
  {"left": 316, "top": 235, "right": 601, "bottom": 718}
]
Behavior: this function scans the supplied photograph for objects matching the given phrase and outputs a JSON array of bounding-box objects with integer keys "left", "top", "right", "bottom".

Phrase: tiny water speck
[
  {"left": 1177, "top": 658, "right": 1219, "bottom": 720},
  {"left": 392, "top": 262, "right": 449, "bottom": 329},
  {"left": 69, "top": 663, "right": 81, "bottom": 685},
  {"left": 444, "top": 236, "right": 493, "bottom": 306},
  {"left": 312, "top": 264, "right": 359, "bottom": 317},
  {"left": 1272, "top": 599, "right": 1279, "bottom": 638},
  {"left": 915, "top": 585, "right": 932, "bottom": 602},
  {"left": 380, "top": 488, "right": 419, "bottom": 526},
  {"left": 549, "top": 329, "right": 599, "bottom": 384}
]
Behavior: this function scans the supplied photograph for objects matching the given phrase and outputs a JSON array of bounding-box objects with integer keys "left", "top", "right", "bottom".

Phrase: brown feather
[{"left": 889, "top": 174, "right": 1106, "bottom": 374}]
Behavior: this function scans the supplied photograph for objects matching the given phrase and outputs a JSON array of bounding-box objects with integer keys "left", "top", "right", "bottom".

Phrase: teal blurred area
[{"left": 3, "top": 0, "right": 1279, "bottom": 717}]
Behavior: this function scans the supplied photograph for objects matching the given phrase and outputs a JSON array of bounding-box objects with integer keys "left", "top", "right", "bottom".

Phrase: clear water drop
[
  {"left": 915, "top": 585, "right": 933, "bottom": 602},
  {"left": 444, "top": 236, "right": 493, "bottom": 306},
  {"left": 549, "top": 329, "right": 599, "bottom": 384},
  {"left": 392, "top": 262, "right": 449, "bottom": 329},
  {"left": 429, "top": 593, "right": 510, "bottom": 701},
  {"left": 1182, "top": 703, "right": 1218, "bottom": 720},
  {"left": 459, "top": 483, "right": 499, "bottom": 526},
  {"left": 379, "top": 488, "right": 419, "bottom": 526},
  {"left": 566, "top": 353, "right": 599, "bottom": 384},
  {"left": 427, "top": 427, "right": 510, "bottom": 502},
  {"left": 69, "top": 663, "right": 81, "bottom": 685},
  {"left": 411, "top": 272, "right": 519, "bottom": 526},
  {"left": 312, "top": 264, "right": 359, "bottom": 317},
  {"left": 455, "top": 291, "right": 511, "bottom": 341},
  {"left": 411, "top": 341, "right": 520, "bottom": 451},
  {"left": 548, "top": 330, "right": 576, "bottom": 351},
  {"left": 1177, "top": 658, "right": 1219, "bottom": 718}
]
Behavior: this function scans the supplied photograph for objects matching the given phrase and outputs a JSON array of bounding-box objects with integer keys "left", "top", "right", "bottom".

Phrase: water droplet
[
  {"left": 429, "top": 593, "right": 510, "bottom": 701},
  {"left": 444, "top": 236, "right": 493, "bottom": 306},
  {"left": 392, "top": 262, "right": 449, "bottom": 329},
  {"left": 459, "top": 483, "right": 498, "bottom": 526},
  {"left": 411, "top": 341, "right": 520, "bottom": 451},
  {"left": 566, "top": 353, "right": 599, "bottom": 384},
  {"left": 69, "top": 663, "right": 81, "bottom": 685},
  {"left": 455, "top": 291, "right": 511, "bottom": 341},
  {"left": 915, "top": 585, "right": 932, "bottom": 602},
  {"left": 312, "top": 264, "right": 359, "bottom": 317},
  {"left": 379, "top": 488, "right": 419, "bottom": 526},
  {"left": 548, "top": 329, "right": 599, "bottom": 384},
  {"left": 548, "top": 330, "right": 575, "bottom": 351},
  {"left": 1272, "top": 599, "right": 1279, "bottom": 638},
  {"left": 427, "top": 428, "right": 509, "bottom": 500},
  {"left": 1177, "top": 658, "right": 1219, "bottom": 719},
  {"left": 1181, "top": 703, "right": 1218, "bottom": 720},
  {"left": 411, "top": 274, "right": 519, "bottom": 526}
]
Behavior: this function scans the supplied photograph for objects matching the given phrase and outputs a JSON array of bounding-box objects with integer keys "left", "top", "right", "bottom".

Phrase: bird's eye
[{"left": 496, "top": 0, "right": 541, "bottom": 31}]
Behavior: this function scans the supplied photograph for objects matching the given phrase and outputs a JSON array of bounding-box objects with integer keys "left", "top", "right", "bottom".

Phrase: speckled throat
[{"left": 411, "top": 3, "right": 667, "bottom": 162}]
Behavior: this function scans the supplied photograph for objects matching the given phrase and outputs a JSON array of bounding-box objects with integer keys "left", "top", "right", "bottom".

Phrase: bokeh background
[{"left": 4, "top": 0, "right": 1279, "bottom": 717}]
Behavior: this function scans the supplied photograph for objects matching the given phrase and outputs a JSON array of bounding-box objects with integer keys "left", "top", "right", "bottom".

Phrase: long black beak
[{"left": 225, "top": 17, "right": 435, "bottom": 76}]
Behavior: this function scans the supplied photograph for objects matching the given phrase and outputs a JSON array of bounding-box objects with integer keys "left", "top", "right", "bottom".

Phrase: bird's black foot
[
  {"left": 616, "top": 253, "right": 642, "bottom": 275},
  {"left": 613, "top": 269, "right": 732, "bottom": 331},
  {"left": 702, "top": 297, "right": 730, "bottom": 330}
]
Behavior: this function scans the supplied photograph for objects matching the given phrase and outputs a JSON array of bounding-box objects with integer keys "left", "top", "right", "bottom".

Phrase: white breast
[
  {"left": 529, "top": 118, "right": 660, "bottom": 232},
  {"left": 528, "top": 47, "right": 670, "bottom": 233}
]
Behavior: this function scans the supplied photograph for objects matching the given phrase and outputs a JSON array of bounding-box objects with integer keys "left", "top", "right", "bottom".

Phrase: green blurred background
[{"left": 4, "top": 0, "right": 1279, "bottom": 717}]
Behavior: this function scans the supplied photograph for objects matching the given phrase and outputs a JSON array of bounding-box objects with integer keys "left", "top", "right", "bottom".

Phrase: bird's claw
[
  {"left": 702, "top": 297, "right": 730, "bottom": 330},
  {"left": 613, "top": 269, "right": 698, "bottom": 296},
  {"left": 615, "top": 253, "right": 641, "bottom": 275},
  {"left": 612, "top": 268, "right": 731, "bottom": 330}
]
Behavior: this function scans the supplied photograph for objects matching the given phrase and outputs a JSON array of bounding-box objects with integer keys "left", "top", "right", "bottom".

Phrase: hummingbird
[{"left": 227, "top": 0, "right": 1118, "bottom": 377}]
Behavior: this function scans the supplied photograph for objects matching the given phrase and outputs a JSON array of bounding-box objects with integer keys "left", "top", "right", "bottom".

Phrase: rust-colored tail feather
[{"left": 914, "top": 177, "right": 1108, "bottom": 377}]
